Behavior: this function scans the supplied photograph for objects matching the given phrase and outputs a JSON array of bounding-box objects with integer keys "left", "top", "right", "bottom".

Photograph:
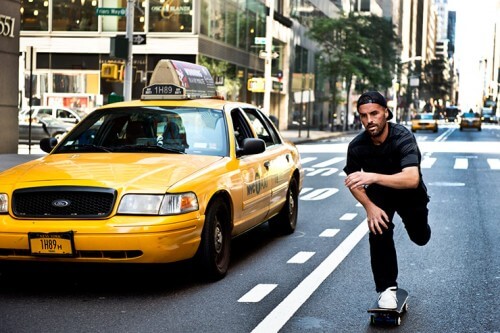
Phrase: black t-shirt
[{"left": 343, "top": 122, "right": 429, "bottom": 207}]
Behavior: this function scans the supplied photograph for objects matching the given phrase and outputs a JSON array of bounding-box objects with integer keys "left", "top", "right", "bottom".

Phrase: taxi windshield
[{"left": 55, "top": 106, "right": 228, "bottom": 156}]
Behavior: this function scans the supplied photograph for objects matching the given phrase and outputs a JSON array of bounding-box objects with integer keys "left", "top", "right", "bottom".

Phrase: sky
[{"left": 448, "top": 0, "right": 499, "bottom": 110}]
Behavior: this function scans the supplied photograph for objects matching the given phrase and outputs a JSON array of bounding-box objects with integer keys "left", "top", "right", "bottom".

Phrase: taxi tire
[
  {"left": 269, "top": 177, "right": 298, "bottom": 235},
  {"left": 197, "top": 198, "right": 231, "bottom": 281}
]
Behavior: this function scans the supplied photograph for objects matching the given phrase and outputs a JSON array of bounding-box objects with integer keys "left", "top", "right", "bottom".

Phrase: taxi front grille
[{"left": 12, "top": 186, "right": 117, "bottom": 218}]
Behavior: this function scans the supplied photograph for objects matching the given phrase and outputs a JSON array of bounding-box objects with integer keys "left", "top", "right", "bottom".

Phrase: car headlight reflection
[
  {"left": 118, "top": 193, "right": 198, "bottom": 215},
  {"left": 0, "top": 193, "right": 8, "bottom": 213}
]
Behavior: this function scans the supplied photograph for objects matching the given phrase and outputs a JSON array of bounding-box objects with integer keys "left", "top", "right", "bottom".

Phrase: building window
[
  {"left": 20, "top": 0, "right": 49, "bottom": 31},
  {"left": 102, "top": 0, "right": 146, "bottom": 32},
  {"left": 52, "top": 0, "right": 98, "bottom": 31},
  {"left": 149, "top": 0, "right": 193, "bottom": 32}
]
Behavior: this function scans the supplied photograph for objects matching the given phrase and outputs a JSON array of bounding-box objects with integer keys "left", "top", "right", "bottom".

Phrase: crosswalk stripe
[
  {"left": 421, "top": 157, "right": 437, "bottom": 168},
  {"left": 487, "top": 158, "right": 500, "bottom": 170},
  {"left": 340, "top": 213, "right": 357, "bottom": 220},
  {"left": 454, "top": 158, "right": 468, "bottom": 169}
]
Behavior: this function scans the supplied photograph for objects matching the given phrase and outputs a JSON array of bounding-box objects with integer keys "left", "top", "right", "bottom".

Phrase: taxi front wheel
[
  {"left": 269, "top": 178, "right": 299, "bottom": 235},
  {"left": 197, "top": 198, "right": 231, "bottom": 281}
]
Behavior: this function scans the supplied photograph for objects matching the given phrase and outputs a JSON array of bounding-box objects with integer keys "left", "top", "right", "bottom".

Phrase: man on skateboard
[{"left": 343, "top": 91, "right": 431, "bottom": 309}]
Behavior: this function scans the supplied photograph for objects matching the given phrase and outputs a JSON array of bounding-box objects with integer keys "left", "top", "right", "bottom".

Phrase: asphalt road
[{"left": 0, "top": 123, "right": 499, "bottom": 333}]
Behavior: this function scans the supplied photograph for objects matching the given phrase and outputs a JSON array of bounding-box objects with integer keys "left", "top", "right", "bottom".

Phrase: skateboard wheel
[
  {"left": 403, "top": 303, "right": 408, "bottom": 312},
  {"left": 396, "top": 317, "right": 401, "bottom": 326}
]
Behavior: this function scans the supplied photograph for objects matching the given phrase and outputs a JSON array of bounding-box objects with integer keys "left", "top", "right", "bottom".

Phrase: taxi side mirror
[
  {"left": 237, "top": 138, "right": 265, "bottom": 157},
  {"left": 40, "top": 137, "right": 58, "bottom": 153}
]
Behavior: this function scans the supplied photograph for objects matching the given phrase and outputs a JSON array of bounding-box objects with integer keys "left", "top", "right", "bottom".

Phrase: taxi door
[
  {"left": 230, "top": 108, "right": 272, "bottom": 234},
  {"left": 240, "top": 108, "right": 292, "bottom": 218}
]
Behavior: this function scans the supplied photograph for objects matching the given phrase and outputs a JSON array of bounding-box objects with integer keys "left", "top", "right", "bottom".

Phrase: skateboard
[{"left": 367, "top": 288, "right": 409, "bottom": 326}]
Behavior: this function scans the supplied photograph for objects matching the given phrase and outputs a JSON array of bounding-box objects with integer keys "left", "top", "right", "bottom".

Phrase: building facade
[{"left": 0, "top": 1, "right": 20, "bottom": 154}]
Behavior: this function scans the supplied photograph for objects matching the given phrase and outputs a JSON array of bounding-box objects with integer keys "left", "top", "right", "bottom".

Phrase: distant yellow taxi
[
  {"left": 0, "top": 60, "right": 304, "bottom": 280},
  {"left": 411, "top": 113, "right": 438, "bottom": 133},
  {"left": 459, "top": 111, "right": 482, "bottom": 131}
]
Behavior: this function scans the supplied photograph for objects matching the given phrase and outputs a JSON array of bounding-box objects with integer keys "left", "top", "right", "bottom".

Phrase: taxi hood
[{"left": 1, "top": 154, "right": 224, "bottom": 192}]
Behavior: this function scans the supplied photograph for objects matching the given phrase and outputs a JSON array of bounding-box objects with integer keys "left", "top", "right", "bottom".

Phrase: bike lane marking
[{"left": 251, "top": 219, "right": 369, "bottom": 333}]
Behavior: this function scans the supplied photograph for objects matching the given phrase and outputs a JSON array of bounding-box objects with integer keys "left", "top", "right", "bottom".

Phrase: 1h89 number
[{"left": 0, "top": 14, "right": 16, "bottom": 38}]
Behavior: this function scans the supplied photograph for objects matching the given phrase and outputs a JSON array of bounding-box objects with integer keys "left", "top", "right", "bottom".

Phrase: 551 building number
[{"left": 0, "top": 14, "right": 15, "bottom": 38}]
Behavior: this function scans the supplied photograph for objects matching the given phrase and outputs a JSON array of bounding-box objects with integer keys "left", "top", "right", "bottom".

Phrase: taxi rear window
[{"left": 56, "top": 107, "right": 228, "bottom": 157}]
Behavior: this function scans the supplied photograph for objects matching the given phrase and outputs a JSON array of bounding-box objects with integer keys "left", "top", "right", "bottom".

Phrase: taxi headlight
[
  {"left": 118, "top": 193, "right": 198, "bottom": 215},
  {"left": 0, "top": 193, "right": 8, "bottom": 213}
]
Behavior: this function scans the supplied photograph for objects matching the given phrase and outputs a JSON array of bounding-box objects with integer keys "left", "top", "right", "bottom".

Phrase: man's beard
[{"left": 365, "top": 121, "right": 386, "bottom": 137}]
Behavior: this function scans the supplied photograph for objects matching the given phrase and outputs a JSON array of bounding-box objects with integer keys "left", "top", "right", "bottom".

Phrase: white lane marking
[
  {"left": 298, "top": 141, "right": 500, "bottom": 154},
  {"left": 487, "top": 158, "right": 500, "bottom": 170},
  {"left": 435, "top": 127, "right": 455, "bottom": 142},
  {"left": 300, "top": 188, "right": 339, "bottom": 201},
  {"left": 319, "top": 229, "right": 340, "bottom": 237},
  {"left": 356, "top": 202, "right": 362, "bottom": 207},
  {"left": 454, "top": 158, "right": 468, "bottom": 169},
  {"left": 304, "top": 167, "right": 339, "bottom": 176},
  {"left": 428, "top": 182, "right": 465, "bottom": 186},
  {"left": 238, "top": 284, "right": 278, "bottom": 303},
  {"left": 421, "top": 157, "right": 437, "bottom": 169},
  {"left": 340, "top": 213, "right": 357, "bottom": 221},
  {"left": 300, "top": 157, "right": 317, "bottom": 165},
  {"left": 312, "top": 157, "right": 345, "bottom": 168},
  {"left": 287, "top": 251, "right": 315, "bottom": 264},
  {"left": 251, "top": 220, "right": 369, "bottom": 333}
]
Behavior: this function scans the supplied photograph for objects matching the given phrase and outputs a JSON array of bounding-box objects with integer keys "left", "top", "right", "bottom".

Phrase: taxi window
[
  {"left": 56, "top": 107, "right": 228, "bottom": 156},
  {"left": 241, "top": 108, "right": 281, "bottom": 147}
]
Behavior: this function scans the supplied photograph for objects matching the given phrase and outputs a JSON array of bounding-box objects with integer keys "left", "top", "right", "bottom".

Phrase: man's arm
[
  {"left": 348, "top": 186, "right": 389, "bottom": 235},
  {"left": 344, "top": 166, "right": 419, "bottom": 190}
]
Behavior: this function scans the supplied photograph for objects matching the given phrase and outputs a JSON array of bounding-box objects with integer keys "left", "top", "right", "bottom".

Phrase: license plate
[{"left": 29, "top": 232, "right": 75, "bottom": 256}]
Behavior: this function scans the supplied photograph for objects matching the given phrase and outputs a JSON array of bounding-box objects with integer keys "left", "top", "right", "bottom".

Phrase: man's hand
[
  {"left": 364, "top": 203, "right": 390, "bottom": 234},
  {"left": 345, "top": 171, "right": 376, "bottom": 190}
]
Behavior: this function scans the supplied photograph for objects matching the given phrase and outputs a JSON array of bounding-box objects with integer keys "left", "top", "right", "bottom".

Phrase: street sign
[
  {"left": 254, "top": 37, "right": 266, "bottom": 45},
  {"left": 96, "top": 7, "right": 126, "bottom": 16},
  {"left": 133, "top": 34, "right": 146, "bottom": 45}
]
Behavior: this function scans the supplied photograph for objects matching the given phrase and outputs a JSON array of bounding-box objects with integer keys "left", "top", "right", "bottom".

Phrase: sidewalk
[{"left": 1, "top": 129, "right": 355, "bottom": 171}]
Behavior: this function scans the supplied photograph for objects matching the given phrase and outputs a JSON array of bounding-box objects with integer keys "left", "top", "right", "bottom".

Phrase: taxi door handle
[{"left": 264, "top": 161, "right": 270, "bottom": 170}]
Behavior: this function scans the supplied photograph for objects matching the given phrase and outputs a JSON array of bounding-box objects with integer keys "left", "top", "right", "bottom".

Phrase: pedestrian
[{"left": 343, "top": 91, "right": 431, "bottom": 309}]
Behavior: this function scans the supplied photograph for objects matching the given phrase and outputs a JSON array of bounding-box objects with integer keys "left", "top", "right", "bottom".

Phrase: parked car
[
  {"left": 411, "top": 113, "right": 438, "bottom": 133},
  {"left": 1, "top": 60, "right": 304, "bottom": 280},
  {"left": 18, "top": 116, "right": 75, "bottom": 142},
  {"left": 459, "top": 111, "right": 482, "bottom": 131},
  {"left": 19, "top": 106, "right": 81, "bottom": 124}
]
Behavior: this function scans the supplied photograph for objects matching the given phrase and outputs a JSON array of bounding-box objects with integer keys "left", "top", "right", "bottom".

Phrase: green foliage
[{"left": 308, "top": 13, "right": 399, "bottom": 116}]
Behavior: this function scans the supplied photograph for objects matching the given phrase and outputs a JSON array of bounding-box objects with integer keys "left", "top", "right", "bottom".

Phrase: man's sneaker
[{"left": 378, "top": 287, "right": 398, "bottom": 309}]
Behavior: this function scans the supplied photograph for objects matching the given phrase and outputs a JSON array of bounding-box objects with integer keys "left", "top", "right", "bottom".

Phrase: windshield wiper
[
  {"left": 114, "top": 145, "right": 186, "bottom": 154},
  {"left": 61, "top": 144, "right": 112, "bottom": 153}
]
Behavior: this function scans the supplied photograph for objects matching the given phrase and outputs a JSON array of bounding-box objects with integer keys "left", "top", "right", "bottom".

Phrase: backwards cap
[{"left": 356, "top": 91, "right": 393, "bottom": 120}]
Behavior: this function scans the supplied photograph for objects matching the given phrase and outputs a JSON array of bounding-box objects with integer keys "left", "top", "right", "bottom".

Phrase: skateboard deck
[{"left": 367, "top": 288, "right": 409, "bottom": 326}]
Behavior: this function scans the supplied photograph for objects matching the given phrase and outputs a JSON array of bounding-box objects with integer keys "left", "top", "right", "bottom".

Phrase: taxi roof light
[{"left": 141, "top": 59, "right": 218, "bottom": 101}]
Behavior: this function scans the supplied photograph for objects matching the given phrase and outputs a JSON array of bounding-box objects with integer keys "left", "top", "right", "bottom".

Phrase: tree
[
  {"left": 308, "top": 13, "right": 399, "bottom": 130},
  {"left": 420, "top": 58, "right": 451, "bottom": 104}
]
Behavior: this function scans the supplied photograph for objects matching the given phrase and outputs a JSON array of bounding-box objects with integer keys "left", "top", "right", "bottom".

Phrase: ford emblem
[{"left": 52, "top": 199, "right": 71, "bottom": 208}]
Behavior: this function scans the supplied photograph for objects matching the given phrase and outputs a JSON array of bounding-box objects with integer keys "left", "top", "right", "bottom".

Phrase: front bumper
[{"left": 0, "top": 214, "right": 204, "bottom": 263}]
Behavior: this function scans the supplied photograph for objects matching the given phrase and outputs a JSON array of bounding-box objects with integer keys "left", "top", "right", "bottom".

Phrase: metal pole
[
  {"left": 123, "top": 0, "right": 135, "bottom": 101},
  {"left": 263, "top": 0, "right": 274, "bottom": 115}
]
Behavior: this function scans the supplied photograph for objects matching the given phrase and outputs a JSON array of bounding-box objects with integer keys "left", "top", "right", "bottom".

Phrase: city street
[{"left": 0, "top": 123, "right": 499, "bottom": 332}]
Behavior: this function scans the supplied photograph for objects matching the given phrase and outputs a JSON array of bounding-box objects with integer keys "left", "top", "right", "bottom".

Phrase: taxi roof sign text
[{"left": 142, "top": 60, "right": 217, "bottom": 100}]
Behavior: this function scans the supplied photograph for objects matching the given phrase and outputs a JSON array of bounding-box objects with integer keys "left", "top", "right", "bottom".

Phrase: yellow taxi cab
[
  {"left": 459, "top": 111, "right": 482, "bottom": 131},
  {"left": 411, "top": 113, "right": 438, "bottom": 133},
  {"left": 0, "top": 60, "right": 304, "bottom": 280}
]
